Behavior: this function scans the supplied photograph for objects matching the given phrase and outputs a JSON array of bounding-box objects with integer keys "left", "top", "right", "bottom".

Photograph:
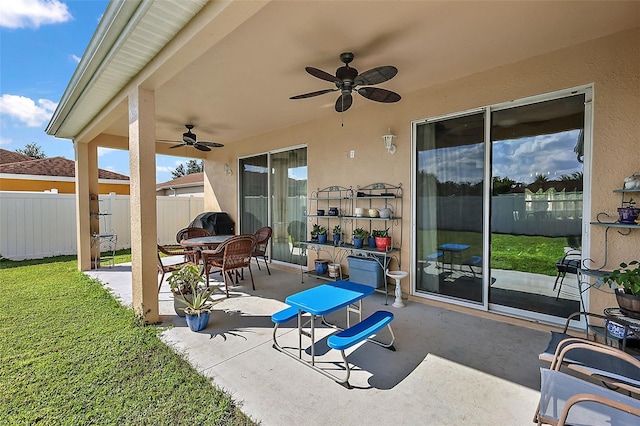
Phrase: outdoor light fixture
[{"left": 382, "top": 129, "right": 396, "bottom": 154}]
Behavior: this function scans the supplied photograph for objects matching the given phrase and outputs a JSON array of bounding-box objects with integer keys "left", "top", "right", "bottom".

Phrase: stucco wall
[{"left": 206, "top": 27, "right": 640, "bottom": 314}]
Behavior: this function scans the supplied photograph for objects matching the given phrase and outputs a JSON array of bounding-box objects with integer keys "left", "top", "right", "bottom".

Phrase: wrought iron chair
[
  {"left": 252, "top": 226, "right": 272, "bottom": 274},
  {"left": 201, "top": 234, "right": 256, "bottom": 297}
]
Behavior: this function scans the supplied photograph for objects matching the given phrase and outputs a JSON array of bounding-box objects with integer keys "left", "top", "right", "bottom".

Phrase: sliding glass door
[
  {"left": 414, "top": 89, "right": 587, "bottom": 320},
  {"left": 239, "top": 147, "right": 307, "bottom": 266},
  {"left": 415, "top": 112, "right": 486, "bottom": 305}
]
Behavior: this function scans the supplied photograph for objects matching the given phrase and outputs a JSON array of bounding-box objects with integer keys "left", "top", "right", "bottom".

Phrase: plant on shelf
[
  {"left": 332, "top": 224, "right": 341, "bottom": 245},
  {"left": 168, "top": 264, "right": 220, "bottom": 330},
  {"left": 352, "top": 227, "right": 368, "bottom": 249},
  {"left": 314, "top": 224, "right": 327, "bottom": 244},
  {"left": 372, "top": 228, "right": 392, "bottom": 251},
  {"left": 604, "top": 260, "right": 640, "bottom": 319}
]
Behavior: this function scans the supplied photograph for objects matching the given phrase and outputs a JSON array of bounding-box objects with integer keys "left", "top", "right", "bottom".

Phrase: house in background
[
  {"left": 156, "top": 172, "right": 204, "bottom": 196},
  {"left": 0, "top": 148, "right": 130, "bottom": 194}
]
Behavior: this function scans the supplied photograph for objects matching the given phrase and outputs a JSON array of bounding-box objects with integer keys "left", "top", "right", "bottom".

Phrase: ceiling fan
[
  {"left": 290, "top": 52, "right": 401, "bottom": 112},
  {"left": 158, "top": 124, "right": 224, "bottom": 152}
]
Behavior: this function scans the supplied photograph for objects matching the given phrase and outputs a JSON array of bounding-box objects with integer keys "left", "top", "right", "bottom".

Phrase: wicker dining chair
[
  {"left": 176, "top": 227, "right": 212, "bottom": 262},
  {"left": 157, "top": 244, "right": 194, "bottom": 293},
  {"left": 201, "top": 234, "right": 256, "bottom": 297},
  {"left": 252, "top": 226, "right": 272, "bottom": 275}
]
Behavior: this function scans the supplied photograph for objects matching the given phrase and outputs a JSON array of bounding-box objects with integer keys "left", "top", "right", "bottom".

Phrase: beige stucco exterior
[{"left": 209, "top": 27, "right": 640, "bottom": 319}]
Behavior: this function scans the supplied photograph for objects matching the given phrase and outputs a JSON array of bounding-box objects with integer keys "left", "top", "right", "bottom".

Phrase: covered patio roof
[{"left": 47, "top": 0, "right": 640, "bottom": 147}]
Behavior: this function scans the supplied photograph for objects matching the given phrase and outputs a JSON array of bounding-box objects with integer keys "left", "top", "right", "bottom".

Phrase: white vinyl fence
[{"left": 0, "top": 191, "right": 204, "bottom": 260}]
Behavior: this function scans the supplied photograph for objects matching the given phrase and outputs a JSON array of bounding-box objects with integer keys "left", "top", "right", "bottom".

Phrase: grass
[
  {"left": 0, "top": 254, "right": 255, "bottom": 425},
  {"left": 418, "top": 231, "right": 570, "bottom": 276}
]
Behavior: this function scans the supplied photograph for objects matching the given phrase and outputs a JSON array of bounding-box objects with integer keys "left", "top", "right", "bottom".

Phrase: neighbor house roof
[
  {"left": 0, "top": 149, "right": 129, "bottom": 180},
  {"left": 156, "top": 172, "right": 203, "bottom": 191}
]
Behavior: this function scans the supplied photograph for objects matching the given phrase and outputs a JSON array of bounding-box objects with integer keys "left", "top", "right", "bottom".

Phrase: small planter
[
  {"left": 318, "top": 234, "right": 327, "bottom": 244},
  {"left": 618, "top": 207, "right": 640, "bottom": 224},
  {"left": 615, "top": 288, "right": 640, "bottom": 319},
  {"left": 315, "top": 259, "right": 329, "bottom": 275},
  {"left": 333, "top": 234, "right": 340, "bottom": 245},
  {"left": 353, "top": 237, "right": 364, "bottom": 249},
  {"left": 375, "top": 236, "right": 392, "bottom": 252},
  {"left": 368, "top": 237, "right": 376, "bottom": 248},
  {"left": 185, "top": 311, "right": 210, "bottom": 331}
]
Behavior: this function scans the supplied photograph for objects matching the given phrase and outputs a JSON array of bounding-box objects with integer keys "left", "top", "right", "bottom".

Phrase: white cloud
[
  {"left": 97, "top": 147, "right": 117, "bottom": 157},
  {"left": 157, "top": 165, "right": 175, "bottom": 173},
  {"left": 70, "top": 54, "right": 81, "bottom": 64},
  {"left": 0, "top": 0, "right": 72, "bottom": 29},
  {"left": 0, "top": 136, "right": 12, "bottom": 146},
  {"left": 0, "top": 94, "right": 57, "bottom": 127}
]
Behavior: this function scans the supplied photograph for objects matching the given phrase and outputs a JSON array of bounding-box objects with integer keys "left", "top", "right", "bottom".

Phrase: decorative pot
[
  {"left": 354, "top": 207, "right": 364, "bottom": 217},
  {"left": 328, "top": 263, "right": 341, "bottom": 278},
  {"left": 375, "top": 236, "right": 392, "bottom": 251},
  {"left": 316, "top": 209, "right": 325, "bottom": 216},
  {"left": 328, "top": 207, "right": 339, "bottom": 216},
  {"left": 615, "top": 288, "right": 640, "bottom": 319},
  {"left": 315, "top": 259, "right": 329, "bottom": 275},
  {"left": 618, "top": 207, "right": 640, "bottom": 224},
  {"left": 185, "top": 311, "right": 210, "bottom": 332},
  {"left": 318, "top": 234, "right": 327, "bottom": 244},
  {"left": 333, "top": 234, "right": 340, "bottom": 245},
  {"left": 368, "top": 209, "right": 380, "bottom": 218},
  {"left": 368, "top": 236, "right": 376, "bottom": 248},
  {"left": 353, "top": 237, "right": 364, "bottom": 249}
]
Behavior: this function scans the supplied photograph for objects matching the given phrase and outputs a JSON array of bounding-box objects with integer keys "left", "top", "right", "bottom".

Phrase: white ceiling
[{"left": 77, "top": 1, "right": 640, "bottom": 147}]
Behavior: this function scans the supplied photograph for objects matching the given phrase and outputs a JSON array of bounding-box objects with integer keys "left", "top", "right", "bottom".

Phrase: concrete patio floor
[{"left": 87, "top": 260, "right": 552, "bottom": 425}]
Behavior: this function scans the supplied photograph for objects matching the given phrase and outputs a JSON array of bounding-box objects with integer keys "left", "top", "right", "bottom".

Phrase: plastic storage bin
[{"left": 347, "top": 255, "right": 389, "bottom": 288}]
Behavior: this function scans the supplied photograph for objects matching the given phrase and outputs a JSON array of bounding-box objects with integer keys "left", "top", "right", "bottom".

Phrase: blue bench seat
[
  {"left": 326, "top": 310, "right": 396, "bottom": 388},
  {"left": 328, "top": 310, "right": 395, "bottom": 351},
  {"left": 271, "top": 306, "right": 299, "bottom": 324}
]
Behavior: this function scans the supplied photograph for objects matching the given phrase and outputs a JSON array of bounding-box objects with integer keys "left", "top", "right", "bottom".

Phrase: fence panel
[{"left": 0, "top": 191, "right": 204, "bottom": 260}]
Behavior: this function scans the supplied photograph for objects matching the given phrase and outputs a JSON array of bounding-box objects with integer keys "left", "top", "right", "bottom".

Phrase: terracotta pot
[
  {"left": 615, "top": 288, "right": 640, "bottom": 319},
  {"left": 375, "top": 236, "right": 392, "bottom": 251}
]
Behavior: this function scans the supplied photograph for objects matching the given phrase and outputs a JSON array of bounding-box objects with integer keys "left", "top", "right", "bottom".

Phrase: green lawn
[{"left": 0, "top": 254, "right": 255, "bottom": 425}]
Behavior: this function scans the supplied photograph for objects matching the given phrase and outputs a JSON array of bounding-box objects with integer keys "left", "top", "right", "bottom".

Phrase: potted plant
[
  {"left": 604, "top": 260, "right": 640, "bottom": 319},
  {"left": 332, "top": 224, "right": 341, "bottom": 245},
  {"left": 167, "top": 263, "right": 202, "bottom": 317},
  {"left": 618, "top": 198, "right": 640, "bottom": 224},
  {"left": 168, "top": 264, "right": 220, "bottom": 331},
  {"left": 315, "top": 224, "right": 327, "bottom": 244},
  {"left": 352, "top": 227, "right": 368, "bottom": 249},
  {"left": 372, "top": 228, "right": 392, "bottom": 252}
]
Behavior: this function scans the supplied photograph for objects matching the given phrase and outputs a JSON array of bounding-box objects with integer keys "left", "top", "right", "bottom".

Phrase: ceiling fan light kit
[
  {"left": 290, "top": 52, "right": 401, "bottom": 113},
  {"left": 157, "top": 124, "right": 224, "bottom": 152}
]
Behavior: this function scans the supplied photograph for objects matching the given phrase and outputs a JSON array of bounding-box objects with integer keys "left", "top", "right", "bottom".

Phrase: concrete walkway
[{"left": 87, "top": 261, "right": 548, "bottom": 425}]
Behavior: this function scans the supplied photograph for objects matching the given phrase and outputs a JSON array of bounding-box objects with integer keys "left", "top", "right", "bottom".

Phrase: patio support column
[
  {"left": 128, "top": 87, "right": 158, "bottom": 323},
  {"left": 74, "top": 141, "right": 96, "bottom": 271}
]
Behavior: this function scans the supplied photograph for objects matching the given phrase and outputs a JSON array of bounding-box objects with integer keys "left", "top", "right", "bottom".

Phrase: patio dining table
[{"left": 180, "top": 234, "right": 235, "bottom": 264}]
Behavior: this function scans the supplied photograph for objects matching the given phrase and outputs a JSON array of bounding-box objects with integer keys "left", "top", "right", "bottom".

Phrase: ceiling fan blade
[
  {"left": 305, "top": 66, "right": 339, "bottom": 83},
  {"left": 169, "top": 143, "right": 185, "bottom": 149},
  {"left": 198, "top": 141, "right": 224, "bottom": 148},
  {"left": 354, "top": 66, "right": 398, "bottom": 86},
  {"left": 183, "top": 134, "right": 196, "bottom": 144},
  {"left": 290, "top": 88, "right": 338, "bottom": 99},
  {"left": 157, "top": 139, "right": 180, "bottom": 143},
  {"left": 357, "top": 87, "right": 401, "bottom": 103},
  {"left": 335, "top": 93, "right": 353, "bottom": 112},
  {"left": 193, "top": 144, "right": 211, "bottom": 152}
]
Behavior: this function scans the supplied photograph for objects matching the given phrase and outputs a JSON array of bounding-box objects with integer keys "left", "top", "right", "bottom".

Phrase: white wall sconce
[
  {"left": 382, "top": 129, "right": 396, "bottom": 154},
  {"left": 224, "top": 163, "right": 233, "bottom": 176}
]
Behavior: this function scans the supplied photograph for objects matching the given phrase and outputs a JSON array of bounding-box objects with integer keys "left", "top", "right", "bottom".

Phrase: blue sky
[{"left": 1, "top": 0, "right": 196, "bottom": 184}]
